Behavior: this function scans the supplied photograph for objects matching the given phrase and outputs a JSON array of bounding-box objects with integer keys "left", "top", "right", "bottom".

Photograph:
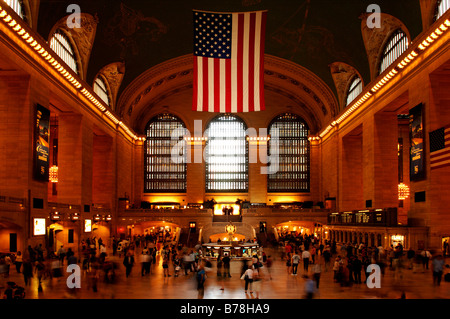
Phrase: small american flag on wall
[
  {"left": 429, "top": 125, "right": 450, "bottom": 170},
  {"left": 192, "top": 10, "right": 267, "bottom": 113}
]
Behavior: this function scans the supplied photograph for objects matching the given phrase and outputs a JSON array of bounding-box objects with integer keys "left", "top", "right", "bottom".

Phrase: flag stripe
[
  {"left": 431, "top": 126, "right": 450, "bottom": 170},
  {"left": 259, "top": 11, "right": 267, "bottom": 111},
  {"left": 193, "top": 57, "right": 198, "bottom": 111},
  {"left": 237, "top": 13, "right": 244, "bottom": 113},
  {"left": 248, "top": 12, "right": 256, "bottom": 112},
  {"left": 214, "top": 58, "right": 220, "bottom": 113},
  {"left": 226, "top": 58, "right": 232, "bottom": 113},
  {"left": 203, "top": 57, "right": 209, "bottom": 112}
]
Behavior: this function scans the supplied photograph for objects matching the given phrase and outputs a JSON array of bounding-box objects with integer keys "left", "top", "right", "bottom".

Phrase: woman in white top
[{"left": 241, "top": 266, "right": 254, "bottom": 293}]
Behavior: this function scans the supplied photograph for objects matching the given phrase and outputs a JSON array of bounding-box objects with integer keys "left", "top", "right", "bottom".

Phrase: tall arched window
[
  {"left": 268, "top": 113, "right": 310, "bottom": 193},
  {"left": 205, "top": 114, "right": 248, "bottom": 193},
  {"left": 346, "top": 76, "right": 363, "bottom": 107},
  {"left": 379, "top": 29, "right": 409, "bottom": 75},
  {"left": 49, "top": 30, "right": 78, "bottom": 75},
  {"left": 93, "top": 76, "right": 110, "bottom": 106},
  {"left": 144, "top": 114, "right": 187, "bottom": 193},
  {"left": 435, "top": 0, "right": 450, "bottom": 21},
  {"left": 5, "top": 0, "right": 24, "bottom": 19}
]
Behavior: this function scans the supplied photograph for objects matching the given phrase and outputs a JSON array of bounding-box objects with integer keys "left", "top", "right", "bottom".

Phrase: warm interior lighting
[
  {"left": 49, "top": 165, "right": 58, "bottom": 183},
  {"left": 398, "top": 183, "right": 410, "bottom": 200}
]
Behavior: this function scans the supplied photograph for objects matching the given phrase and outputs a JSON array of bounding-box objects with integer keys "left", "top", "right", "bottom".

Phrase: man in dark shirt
[{"left": 222, "top": 254, "right": 231, "bottom": 277}]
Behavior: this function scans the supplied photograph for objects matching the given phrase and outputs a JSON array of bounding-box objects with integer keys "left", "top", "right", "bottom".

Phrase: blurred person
[
  {"left": 421, "top": 249, "right": 432, "bottom": 270},
  {"left": 302, "top": 249, "right": 311, "bottom": 273},
  {"left": 252, "top": 265, "right": 262, "bottom": 299},
  {"left": 407, "top": 248, "right": 415, "bottom": 269},
  {"left": 197, "top": 263, "right": 207, "bottom": 299},
  {"left": 333, "top": 256, "right": 342, "bottom": 282},
  {"left": 140, "top": 250, "right": 150, "bottom": 276},
  {"left": 216, "top": 254, "right": 223, "bottom": 278},
  {"left": 352, "top": 255, "right": 362, "bottom": 284},
  {"left": 303, "top": 275, "right": 316, "bottom": 299},
  {"left": 173, "top": 255, "right": 181, "bottom": 277},
  {"left": 285, "top": 253, "right": 292, "bottom": 274},
  {"left": 323, "top": 245, "right": 331, "bottom": 272},
  {"left": 222, "top": 253, "right": 231, "bottom": 277},
  {"left": 67, "top": 251, "right": 77, "bottom": 266},
  {"left": 432, "top": 254, "right": 445, "bottom": 286},
  {"left": 14, "top": 251, "right": 22, "bottom": 273},
  {"left": 35, "top": 258, "right": 46, "bottom": 292},
  {"left": 123, "top": 251, "right": 135, "bottom": 278},
  {"left": 251, "top": 253, "right": 259, "bottom": 270},
  {"left": 162, "top": 256, "right": 171, "bottom": 277},
  {"left": 265, "top": 255, "right": 273, "bottom": 280},
  {"left": 312, "top": 259, "right": 322, "bottom": 289},
  {"left": 22, "top": 257, "right": 33, "bottom": 287}
]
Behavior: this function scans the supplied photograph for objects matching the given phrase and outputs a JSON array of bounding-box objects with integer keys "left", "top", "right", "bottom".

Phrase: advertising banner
[
  {"left": 409, "top": 103, "right": 425, "bottom": 181},
  {"left": 34, "top": 104, "right": 50, "bottom": 182}
]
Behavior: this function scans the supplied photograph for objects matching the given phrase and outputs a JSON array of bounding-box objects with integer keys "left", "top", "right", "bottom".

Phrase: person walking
[
  {"left": 197, "top": 263, "right": 207, "bottom": 299},
  {"left": 421, "top": 249, "right": 431, "bottom": 270},
  {"left": 252, "top": 265, "right": 263, "bottom": 299},
  {"left": 222, "top": 253, "right": 231, "bottom": 277},
  {"left": 432, "top": 254, "right": 445, "bottom": 286},
  {"left": 302, "top": 249, "right": 311, "bottom": 273},
  {"left": 312, "top": 259, "right": 322, "bottom": 289},
  {"left": 291, "top": 251, "right": 301, "bottom": 275},
  {"left": 123, "top": 251, "right": 135, "bottom": 278},
  {"left": 14, "top": 251, "right": 23, "bottom": 274},
  {"left": 303, "top": 275, "right": 316, "bottom": 299},
  {"left": 285, "top": 253, "right": 292, "bottom": 274},
  {"left": 241, "top": 265, "right": 254, "bottom": 294},
  {"left": 22, "top": 257, "right": 33, "bottom": 287}
]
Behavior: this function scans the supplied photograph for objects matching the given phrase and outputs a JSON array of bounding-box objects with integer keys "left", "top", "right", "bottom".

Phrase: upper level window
[
  {"left": 435, "top": 0, "right": 450, "bottom": 21},
  {"left": 49, "top": 30, "right": 78, "bottom": 74},
  {"left": 268, "top": 113, "right": 310, "bottom": 193},
  {"left": 144, "top": 114, "right": 187, "bottom": 193},
  {"left": 5, "top": 0, "right": 24, "bottom": 19},
  {"left": 379, "top": 29, "right": 408, "bottom": 75},
  {"left": 93, "top": 77, "right": 110, "bottom": 106},
  {"left": 205, "top": 114, "right": 248, "bottom": 193},
  {"left": 346, "top": 76, "right": 363, "bottom": 107}
]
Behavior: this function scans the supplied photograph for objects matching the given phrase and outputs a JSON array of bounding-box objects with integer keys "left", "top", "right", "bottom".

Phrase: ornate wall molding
[
  {"left": 48, "top": 13, "right": 98, "bottom": 81},
  {"left": 360, "top": 13, "right": 411, "bottom": 81},
  {"left": 94, "top": 62, "right": 125, "bottom": 111},
  {"left": 420, "top": 0, "right": 439, "bottom": 31},
  {"left": 117, "top": 54, "right": 338, "bottom": 134}
]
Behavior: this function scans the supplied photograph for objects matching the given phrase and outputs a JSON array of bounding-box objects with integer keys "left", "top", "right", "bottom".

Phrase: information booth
[{"left": 203, "top": 243, "right": 259, "bottom": 260}]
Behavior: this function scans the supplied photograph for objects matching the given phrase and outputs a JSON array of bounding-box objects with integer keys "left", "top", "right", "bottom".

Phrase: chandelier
[{"left": 398, "top": 183, "right": 410, "bottom": 200}]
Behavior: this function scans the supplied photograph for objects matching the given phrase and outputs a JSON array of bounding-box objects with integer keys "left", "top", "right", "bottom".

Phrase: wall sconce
[
  {"left": 105, "top": 214, "right": 112, "bottom": 222},
  {"left": 93, "top": 214, "right": 101, "bottom": 222},
  {"left": 50, "top": 211, "right": 61, "bottom": 221},
  {"left": 70, "top": 212, "right": 80, "bottom": 221}
]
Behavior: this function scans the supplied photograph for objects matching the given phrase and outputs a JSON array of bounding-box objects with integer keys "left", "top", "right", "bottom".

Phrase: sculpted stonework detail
[
  {"left": 329, "top": 62, "right": 362, "bottom": 110},
  {"left": 360, "top": 13, "right": 410, "bottom": 81},
  {"left": 96, "top": 62, "right": 125, "bottom": 111}
]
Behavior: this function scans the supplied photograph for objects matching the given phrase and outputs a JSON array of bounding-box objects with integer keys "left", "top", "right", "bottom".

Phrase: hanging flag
[
  {"left": 192, "top": 10, "right": 267, "bottom": 113},
  {"left": 429, "top": 125, "right": 450, "bottom": 170}
]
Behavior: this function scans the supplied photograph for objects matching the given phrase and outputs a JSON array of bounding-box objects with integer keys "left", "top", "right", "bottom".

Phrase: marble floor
[{"left": 2, "top": 247, "right": 450, "bottom": 300}]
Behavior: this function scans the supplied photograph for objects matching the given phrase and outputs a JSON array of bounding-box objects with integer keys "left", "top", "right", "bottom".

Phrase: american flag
[
  {"left": 193, "top": 10, "right": 267, "bottom": 113},
  {"left": 429, "top": 125, "right": 450, "bottom": 170}
]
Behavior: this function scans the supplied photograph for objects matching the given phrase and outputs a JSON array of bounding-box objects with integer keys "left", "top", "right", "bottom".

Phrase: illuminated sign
[{"left": 33, "top": 218, "right": 46, "bottom": 236}]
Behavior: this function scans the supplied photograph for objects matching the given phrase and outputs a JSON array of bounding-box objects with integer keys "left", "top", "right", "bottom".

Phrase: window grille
[
  {"left": 346, "top": 76, "right": 363, "bottom": 107},
  {"left": 93, "top": 77, "right": 110, "bottom": 106},
  {"left": 379, "top": 29, "right": 408, "bottom": 75},
  {"left": 49, "top": 30, "right": 78, "bottom": 74},
  {"left": 435, "top": 0, "right": 450, "bottom": 21},
  {"left": 144, "top": 114, "right": 187, "bottom": 193},
  {"left": 205, "top": 114, "right": 248, "bottom": 193},
  {"left": 267, "top": 113, "right": 310, "bottom": 193}
]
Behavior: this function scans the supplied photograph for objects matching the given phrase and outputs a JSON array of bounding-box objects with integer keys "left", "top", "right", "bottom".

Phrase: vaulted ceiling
[{"left": 36, "top": 0, "right": 423, "bottom": 101}]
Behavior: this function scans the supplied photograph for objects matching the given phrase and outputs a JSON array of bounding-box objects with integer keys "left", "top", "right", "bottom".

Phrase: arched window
[
  {"left": 346, "top": 76, "right": 363, "bottom": 107},
  {"left": 144, "top": 114, "right": 187, "bottom": 193},
  {"left": 435, "top": 0, "right": 450, "bottom": 21},
  {"left": 379, "top": 29, "right": 408, "bottom": 75},
  {"left": 93, "top": 76, "right": 110, "bottom": 106},
  {"left": 5, "top": 0, "right": 24, "bottom": 19},
  {"left": 49, "top": 30, "right": 78, "bottom": 74},
  {"left": 205, "top": 114, "right": 248, "bottom": 193},
  {"left": 268, "top": 113, "right": 310, "bottom": 192}
]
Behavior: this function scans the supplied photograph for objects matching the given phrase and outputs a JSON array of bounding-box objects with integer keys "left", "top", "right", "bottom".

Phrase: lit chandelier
[{"left": 398, "top": 183, "right": 410, "bottom": 200}]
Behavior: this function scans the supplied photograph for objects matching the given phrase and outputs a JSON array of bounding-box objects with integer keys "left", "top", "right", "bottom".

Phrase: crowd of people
[{"left": 1, "top": 233, "right": 449, "bottom": 299}]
